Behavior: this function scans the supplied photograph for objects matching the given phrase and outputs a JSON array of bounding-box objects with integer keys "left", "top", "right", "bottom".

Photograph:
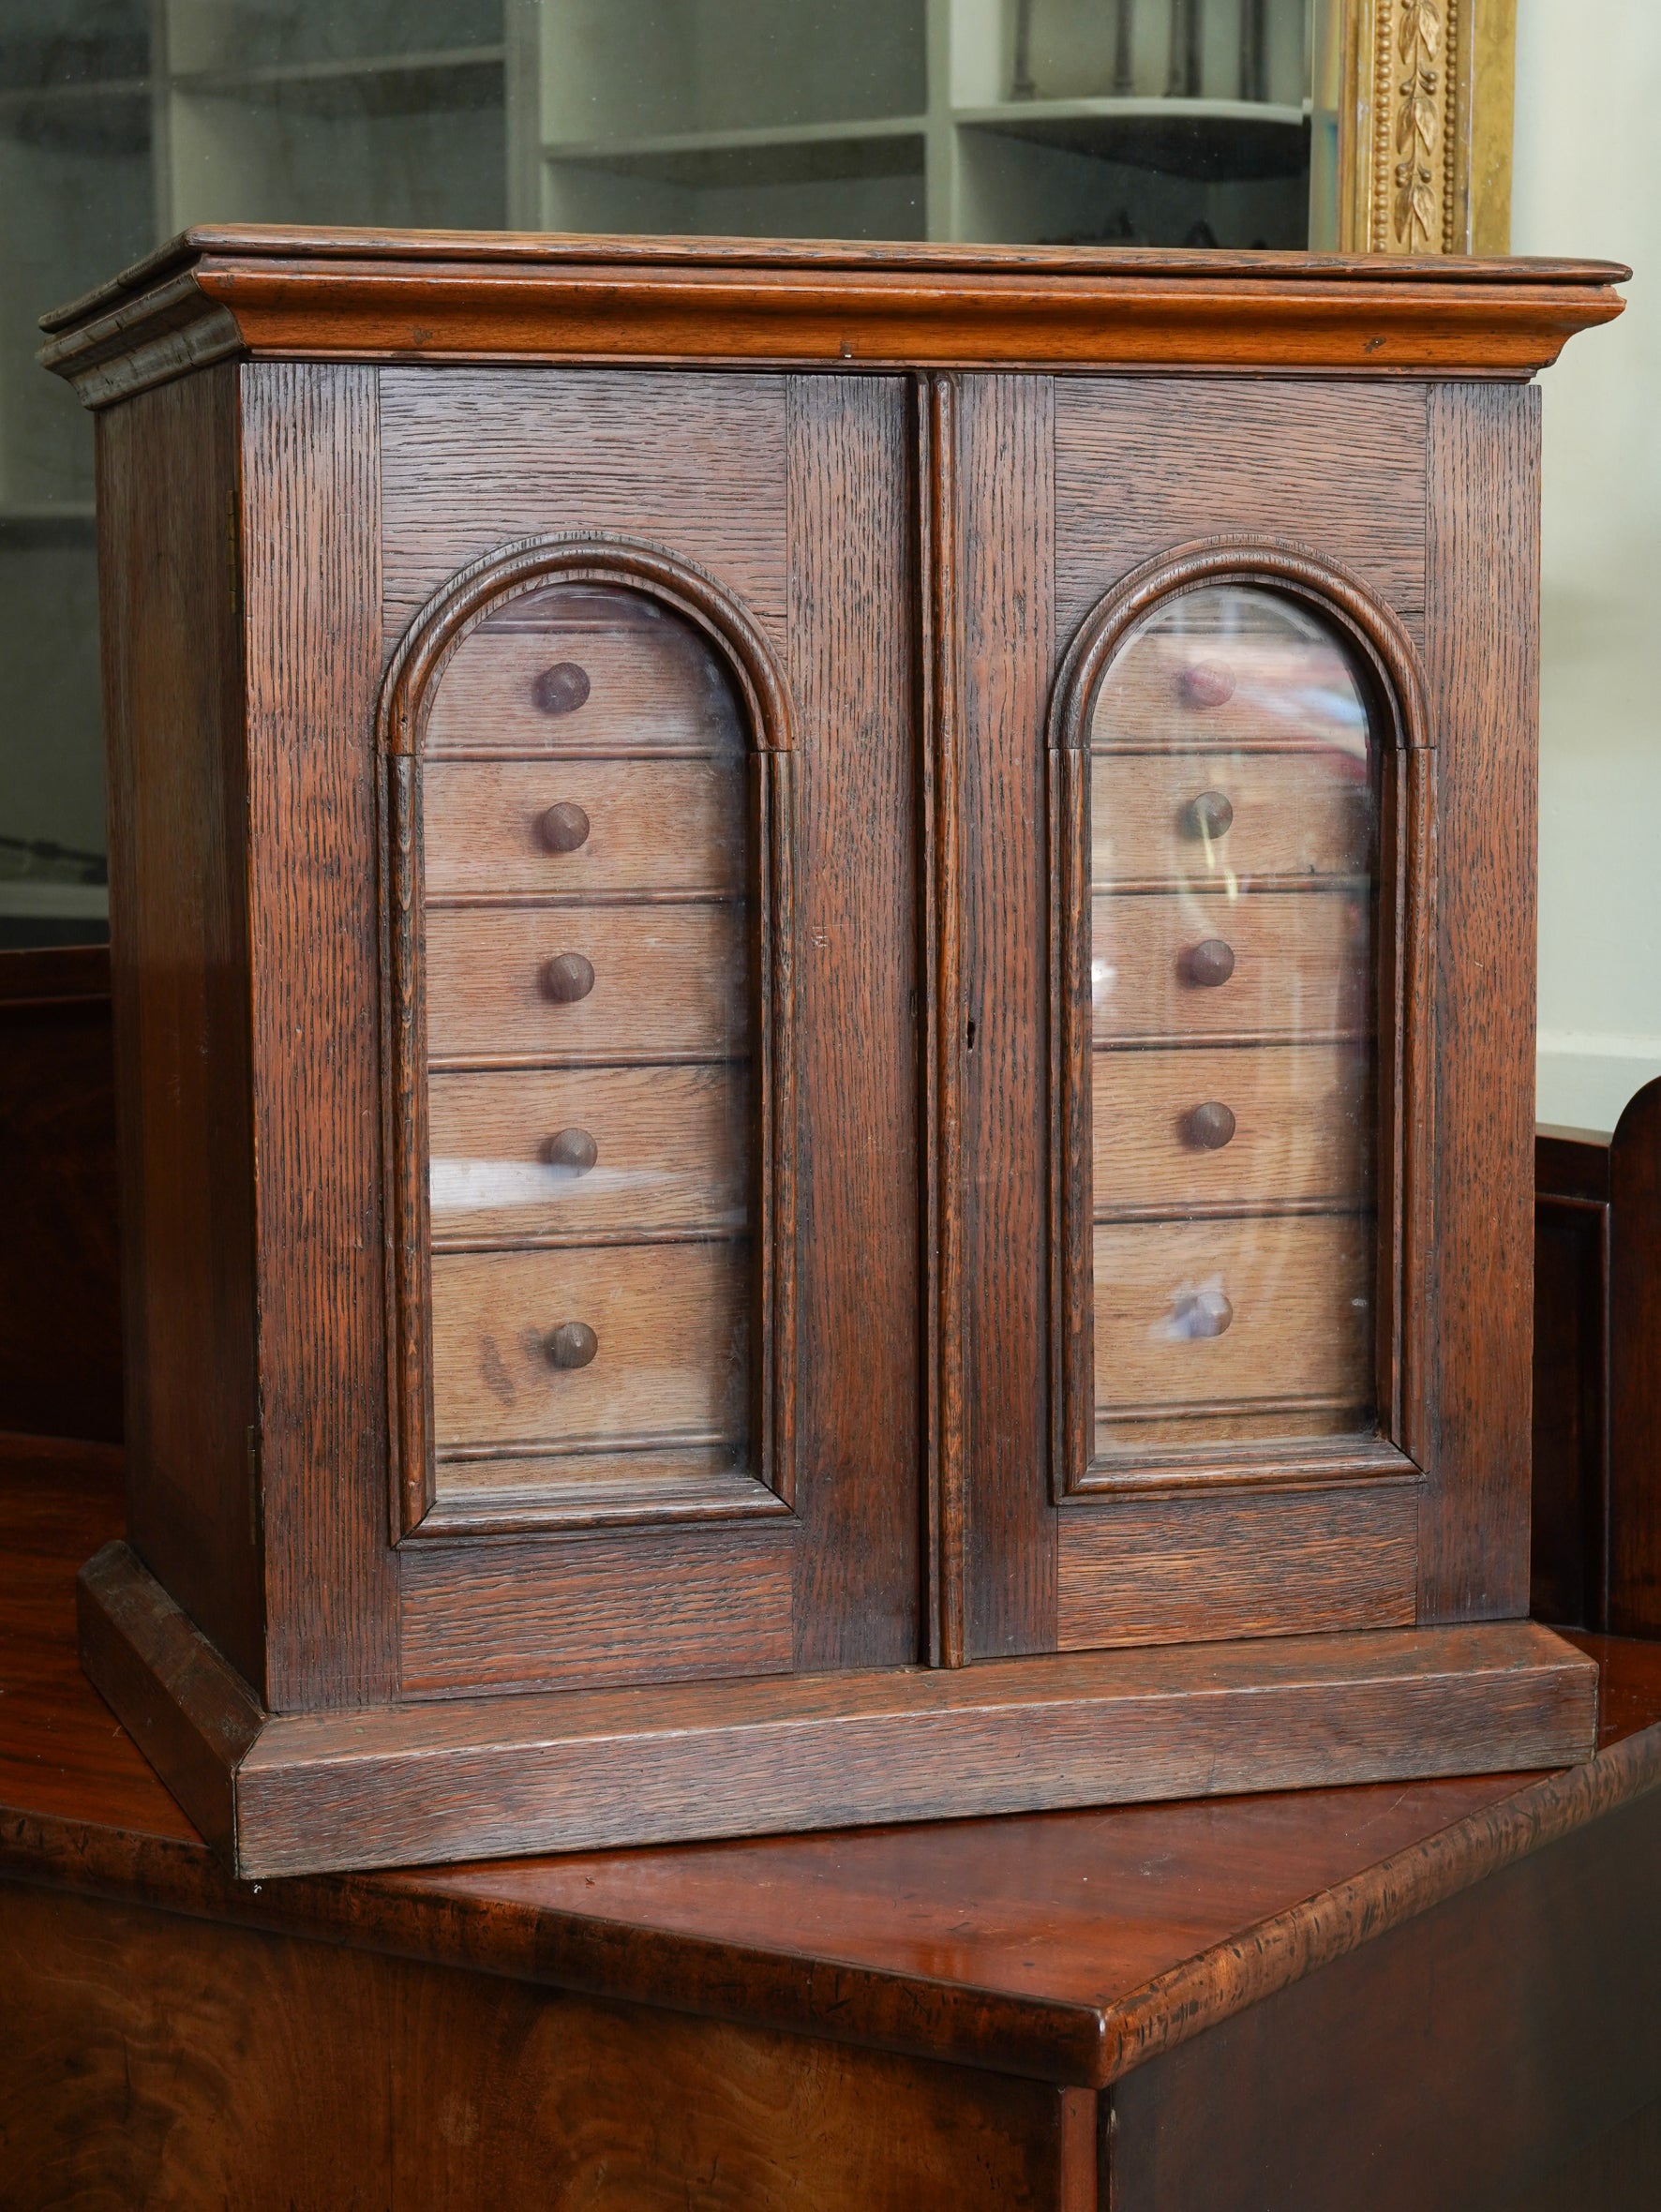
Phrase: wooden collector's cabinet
[{"left": 43, "top": 229, "right": 1624, "bottom": 1877}]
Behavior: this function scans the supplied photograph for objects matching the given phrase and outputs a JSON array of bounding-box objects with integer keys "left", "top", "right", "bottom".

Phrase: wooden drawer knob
[
  {"left": 544, "top": 1127, "right": 598, "bottom": 1173},
  {"left": 539, "top": 801, "right": 591, "bottom": 853},
  {"left": 1185, "top": 789, "right": 1234, "bottom": 840},
  {"left": 532, "top": 662, "right": 591, "bottom": 715},
  {"left": 1174, "top": 1288, "right": 1234, "bottom": 1339},
  {"left": 1185, "top": 1101, "right": 1237, "bottom": 1150},
  {"left": 1178, "top": 660, "right": 1235, "bottom": 709},
  {"left": 1184, "top": 938, "right": 1235, "bottom": 987},
  {"left": 541, "top": 952, "right": 595, "bottom": 1003},
  {"left": 545, "top": 1321, "right": 599, "bottom": 1369}
]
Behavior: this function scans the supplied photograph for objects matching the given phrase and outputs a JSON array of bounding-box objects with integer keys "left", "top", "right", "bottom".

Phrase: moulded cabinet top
[{"left": 37, "top": 223, "right": 1627, "bottom": 411}]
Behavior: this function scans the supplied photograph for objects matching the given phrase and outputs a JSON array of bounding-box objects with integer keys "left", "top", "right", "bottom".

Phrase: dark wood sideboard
[{"left": 5, "top": 1433, "right": 1661, "bottom": 2212}]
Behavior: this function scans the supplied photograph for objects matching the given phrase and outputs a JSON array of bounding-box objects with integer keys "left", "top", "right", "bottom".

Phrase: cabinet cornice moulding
[{"left": 38, "top": 227, "right": 1626, "bottom": 406}]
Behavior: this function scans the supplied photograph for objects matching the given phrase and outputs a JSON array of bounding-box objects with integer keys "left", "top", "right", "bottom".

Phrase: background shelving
[{"left": 1, "top": 0, "right": 1316, "bottom": 944}]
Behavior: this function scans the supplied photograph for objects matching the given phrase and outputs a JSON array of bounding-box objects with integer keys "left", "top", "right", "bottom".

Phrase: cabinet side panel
[
  {"left": 240, "top": 364, "right": 397, "bottom": 1711},
  {"left": 1421, "top": 383, "right": 1540, "bottom": 1622},
  {"left": 786, "top": 374, "right": 921, "bottom": 1669},
  {"left": 958, "top": 373, "right": 1057, "bottom": 1659},
  {"left": 97, "top": 366, "right": 265, "bottom": 1695}
]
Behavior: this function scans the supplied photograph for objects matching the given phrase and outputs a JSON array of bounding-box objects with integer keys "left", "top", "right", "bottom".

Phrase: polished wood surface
[
  {"left": 38, "top": 231, "right": 1626, "bottom": 405},
  {"left": 1533, "top": 1081, "right": 1661, "bottom": 1635},
  {"left": 6, "top": 1443, "right": 1661, "bottom": 2208}
]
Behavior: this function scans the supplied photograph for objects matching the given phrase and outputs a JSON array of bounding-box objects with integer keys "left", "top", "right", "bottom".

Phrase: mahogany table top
[{"left": 5, "top": 1434, "right": 1659, "bottom": 2092}]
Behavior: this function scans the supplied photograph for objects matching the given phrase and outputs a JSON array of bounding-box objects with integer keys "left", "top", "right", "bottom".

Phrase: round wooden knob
[
  {"left": 541, "top": 952, "right": 595, "bottom": 1003},
  {"left": 1186, "top": 789, "right": 1234, "bottom": 840},
  {"left": 545, "top": 1322, "right": 598, "bottom": 1369},
  {"left": 1176, "top": 1289, "right": 1234, "bottom": 1339},
  {"left": 532, "top": 662, "right": 591, "bottom": 715},
  {"left": 1178, "top": 660, "right": 1235, "bottom": 709},
  {"left": 539, "top": 801, "right": 591, "bottom": 853},
  {"left": 1184, "top": 938, "right": 1235, "bottom": 987},
  {"left": 544, "top": 1127, "right": 598, "bottom": 1173},
  {"left": 1185, "top": 1101, "right": 1237, "bottom": 1150}
]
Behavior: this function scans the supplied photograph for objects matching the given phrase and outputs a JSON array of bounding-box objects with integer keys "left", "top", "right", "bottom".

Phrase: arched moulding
[
  {"left": 377, "top": 533, "right": 798, "bottom": 1542},
  {"left": 1046, "top": 537, "right": 1437, "bottom": 1504}
]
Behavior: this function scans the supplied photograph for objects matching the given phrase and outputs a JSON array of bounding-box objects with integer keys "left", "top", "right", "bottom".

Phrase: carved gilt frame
[
  {"left": 1046, "top": 538, "right": 1437, "bottom": 1504},
  {"left": 378, "top": 533, "right": 798, "bottom": 1543}
]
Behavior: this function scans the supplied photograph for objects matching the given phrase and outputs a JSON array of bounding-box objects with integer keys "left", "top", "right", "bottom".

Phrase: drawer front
[
  {"left": 1093, "top": 1043, "right": 1370, "bottom": 1216},
  {"left": 425, "top": 758, "right": 747, "bottom": 900},
  {"left": 1089, "top": 626, "right": 1366, "bottom": 753},
  {"left": 425, "top": 615, "right": 744, "bottom": 757},
  {"left": 432, "top": 1241, "right": 748, "bottom": 1452},
  {"left": 1092, "top": 888, "right": 1371, "bottom": 1043},
  {"left": 429, "top": 1064, "right": 750, "bottom": 1242},
  {"left": 1093, "top": 1213, "right": 1373, "bottom": 1414},
  {"left": 426, "top": 903, "right": 748, "bottom": 1063},
  {"left": 1091, "top": 752, "right": 1370, "bottom": 888}
]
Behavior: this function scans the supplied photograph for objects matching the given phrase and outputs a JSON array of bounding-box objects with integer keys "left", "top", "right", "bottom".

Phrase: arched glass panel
[
  {"left": 1088, "top": 580, "right": 1378, "bottom": 1459},
  {"left": 419, "top": 581, "right": 756, "bottom": 1515}
]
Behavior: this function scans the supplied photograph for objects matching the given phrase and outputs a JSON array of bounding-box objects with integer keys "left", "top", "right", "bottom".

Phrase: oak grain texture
[
  {"left": 396, "top": 1526, "right": 794, "bottom": 1697},
  {"left": 0, "top": 948, "right": 121, "bottom": 1444},
  {"left": 1056, "top": 1485, "right": 1416, "bottom": 1652},
  {"left": 427, "top": 1063, "right": 750, "bottom": 1244},
  {"left": 425, "top": 900, "right": 747, "bottom": 1063},
  {"left": 240, "top": 362, "right": 396, "bottom": 1711},
  {"left": 784, "top": 373, "right": 921, "bottom": 1670},
  {"left": 379, "top": 367, "right": 789, "bottom": 651},
  {"left": 1093, "top": 1042, "right": 1369, "bottom": 1216},
  {"left": 37, "top": 233, "right": 1628, "bottom": 405},
  {"left": 1090, "top": 747, "right": 1370, "bottom": 887},
  {"left": 423, "top": 755, "right": 746, "bottom": 898},
  {"left": 1055, "top": 382, "right": 1429, "bottom": 646},
  {"left": 429, "top": 1239, "right": 748, "bottom": 1451},
  {"left": 96, "top": 365, "right": 265, "bottom": 1694},
  {"left": 957, "top": 371, "right": 1057, "bottom": 1660},
  {"left": 1091, "top": 886, "right": 1370, "bottom": 1044},
  {"left": 0, "top": 1884, "right": 1076, "bottom": 2212},
  {"left": 1092, "top": 1214, "right": 1373, "bottom": 1414},
  {"left": 1420, "top": 381, "right": 1540, "bottom": 1622}
]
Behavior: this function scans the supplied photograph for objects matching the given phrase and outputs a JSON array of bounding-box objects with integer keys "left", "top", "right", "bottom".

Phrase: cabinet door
[
  {"left": 946, "top": 374, "right": 1506, "bottom": 1664},
  {"left": 378, "top": 369, "right": 920, "bottom": 1696}
]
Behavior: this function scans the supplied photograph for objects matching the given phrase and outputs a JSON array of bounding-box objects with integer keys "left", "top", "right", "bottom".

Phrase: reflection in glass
[
  {"left": 1088, "top": 582, "right": 1378, "bottom": 1457},
  {"left": 420, "top": 584, "right": 756, "bottom": 1511}
]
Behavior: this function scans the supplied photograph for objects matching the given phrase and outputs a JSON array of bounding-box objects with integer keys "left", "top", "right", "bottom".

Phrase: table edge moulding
[{"left": 40, "top": 229, "right": 1627, "bottom": 1878}]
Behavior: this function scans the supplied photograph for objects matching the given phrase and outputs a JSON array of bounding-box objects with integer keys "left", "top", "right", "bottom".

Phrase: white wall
[{"left": 1513, "top": 0, "right": 1661, "bottom": 1134}]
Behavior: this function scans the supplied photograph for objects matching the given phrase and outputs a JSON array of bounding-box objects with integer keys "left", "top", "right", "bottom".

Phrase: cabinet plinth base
[{"left": 78, "top": 1539, "right": 1598, "bottom": 1880}]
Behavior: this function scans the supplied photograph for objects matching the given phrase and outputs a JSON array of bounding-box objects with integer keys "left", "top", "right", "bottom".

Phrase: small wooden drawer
[
  {"left": 425, "top": 590, "right": 746, "bottom": 757},
  {"left": 425, "top": 902, "right": 749, "bottom": 1064},
  {"left": 429, "top": 1064, "right": 751, "bottom": 1243},
  {"left": 1092, "top": 888, "right": 1371, "bottom": 1044},
  {"left": 431, "top": 1239, "right": 749, "bottom": 1452},
  {"left": 1091, "top": 752, "right": 1370, "bottom": 889},
  {"left": 1093, "top": 1213, "right": 1374, "bottom": 1416},
  {"left": 1093, "top": 1042, "right": 1370, "bottom": 1217},
  {"left": 424, "top": 757, "right": 747, "bottom": 900},
  {"left": 1090, "top": 628, "right": 1366, "bottom": 753}
]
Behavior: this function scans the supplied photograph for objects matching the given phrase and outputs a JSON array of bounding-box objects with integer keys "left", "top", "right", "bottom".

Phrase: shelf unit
[{"left": 1, "top": 0, "right": 1315, "bottom": 934}]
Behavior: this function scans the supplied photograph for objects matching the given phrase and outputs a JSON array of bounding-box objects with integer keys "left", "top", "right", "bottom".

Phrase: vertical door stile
[{"left": 920, "top": 371, "right": 968, "bottom": 1668}]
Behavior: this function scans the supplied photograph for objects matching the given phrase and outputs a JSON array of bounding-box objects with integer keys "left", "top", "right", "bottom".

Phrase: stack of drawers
[
  {"left": 1088, "top": 588, "right": 1378, "bottom": 1458},
  {"left": 419, "top": 585, "right": 756, "bottom": 1513}
]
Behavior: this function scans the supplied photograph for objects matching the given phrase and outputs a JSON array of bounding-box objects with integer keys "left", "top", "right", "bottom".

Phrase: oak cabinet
[{"left": 46, "top": 230, "right": 1622, "bottom": 1875}]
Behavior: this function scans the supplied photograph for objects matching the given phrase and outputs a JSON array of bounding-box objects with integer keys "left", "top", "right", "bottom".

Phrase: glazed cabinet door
[
  {"left": 376, "top": 369, "right": 920, "bottom": 1698},
  {"left": 945, "top": 375, "right": 1529, "bottom": 1666}
]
